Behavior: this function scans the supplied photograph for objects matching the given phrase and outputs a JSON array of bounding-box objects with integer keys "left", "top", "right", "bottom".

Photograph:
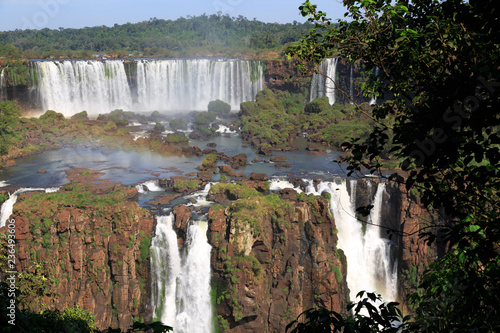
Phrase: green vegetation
[
  {"left": 138, "top": 235, "right": 152, "bottom": 263},
  {"left": 164, "top": 133, "right": 189, "bottom": 143},
  {"left": 0, "top": 100, "right": 21, "bottom": 154},
  {"left": 153, "top": 122, "right": 165, "bottom": 132},
  {"left": 239, "top": 89, "right": 372, "bottom": 149},
  {"left": 0, "top": 15, "right": 312, "bottom": 61},
  {"left": 169, "top": 118, "right": 187, "bottom": 131},
  {"left": 173, "top": 178, "right": 199, "bottom": 191},
  {"left": 208, "top": 99, "right": 231, "bottom": 116},
  {"left": 71, "top": 111, "right": 88, "bottom": 121},
  {"left": 202, "top": 153, "right": 217, "bottom": 168},
  {"left": 209, "top": 183, "right": 262, "bottom": 200},
  {"left": 287, "top": 0, "right": 500, "bottom": 332},
  {"left": 193, "top": 111, "right": 216, "bottom": 126}
]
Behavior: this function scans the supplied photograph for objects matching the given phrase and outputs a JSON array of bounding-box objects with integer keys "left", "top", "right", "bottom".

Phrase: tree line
[{"left": 0, "top": 14, "right": 313, "bottom": 59}]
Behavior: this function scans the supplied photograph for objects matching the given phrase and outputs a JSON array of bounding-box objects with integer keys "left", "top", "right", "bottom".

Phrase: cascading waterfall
[
  {"left": 309, "top": 57, "right": 338, "bottom": 105},
  {"left": 150, "top": 213, "right": 213, "bottom": 332},
  {"left": 175, "top": 219, "right": 213, "bottom": 333},
  {"left": 136, "top": 59, "right": 263, "bottom": 111},
  {"left": 0, "top": 187, "right": 60, "bottom": 228},
  {"left": 369, "top": 67, "right": 380, "bottom": 105},
  {"left": 0, "top": 68, "right": 6, "bottom": 101},
  {"left": 34, "top": 59, "right": 263, "bottom": 116},
  {"left": 36, "top": 60, "right": 132, "bottom": 116},
  {"left": 135, "top": 180, "right": 164, "bottom": 193},
  {"left": 150, "top": 214, "right": 182, "bottom": 325},
  {"left": 305, "top": 179, "right": 398, "bottom": 303}
]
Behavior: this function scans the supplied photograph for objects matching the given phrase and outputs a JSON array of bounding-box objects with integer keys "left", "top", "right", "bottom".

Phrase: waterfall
[
  {"left": 0, "top": 68, "right": 6, "bottom": 101},
  {"left": 309, "top": 57, "right": 337, "bottom": 105},
  {"left": 150, "top": 213, "right": 213, "bottom": 332},
  {"left": 136, "top": 59, "right": 263, "bottom": 112},
  {"left": 136, "top": 180, "right": 164, "bottom": 193},
  {"left": 0, "top": 187, "right": 59, "bottom": 228},
  {"left": 35, "top": 60, "right": 132, "bottom": 116},
  {"left": 369, "top": 67, "right": 379, "bottom": 105},
  {"left": 34, "top": 59, "right": 263, "bottom": 116},
  {"left": 307, "top": 179, "right": 398, "bottom": 303},
  {"left": 175, "top": 219, "right": 213, "bottom": 333}
]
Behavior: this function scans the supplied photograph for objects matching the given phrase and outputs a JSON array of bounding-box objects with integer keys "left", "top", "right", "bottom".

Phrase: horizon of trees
[{"left": 0, "top": 13, "right": 314, "bottom": 60}]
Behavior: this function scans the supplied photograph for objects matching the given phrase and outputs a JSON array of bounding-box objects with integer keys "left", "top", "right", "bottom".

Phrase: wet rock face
[
  {"left": 205, "top": 184, "right": 349, "bottom": 332},
  {"left": 4, "top": 181, "right": 155, "bottom": 331},
  {"left": 383, "top": 182, "right": 443, "bottom": 313}
]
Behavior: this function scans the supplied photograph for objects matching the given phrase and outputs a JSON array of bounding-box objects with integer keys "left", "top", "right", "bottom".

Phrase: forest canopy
[{"left": 0, "top": 14, "right": 313, "bottom": 59}]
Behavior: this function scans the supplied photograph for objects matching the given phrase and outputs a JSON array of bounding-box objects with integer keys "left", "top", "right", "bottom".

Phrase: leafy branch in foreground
[
  {"left": 286, "top": 292, "right": 409, "bottom": 333},
  {"left": 287, "top": 0, "right": 500, "bottom": 331}
]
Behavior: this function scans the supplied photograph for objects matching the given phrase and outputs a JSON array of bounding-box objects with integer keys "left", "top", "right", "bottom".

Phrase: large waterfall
[
  {"left": 150, "top": 214, "right": 213, "bottom": 332},
  {"left": 305, "top": 179, "right": 398, "bottom": 303},
  {"left": 34, "top": 59, "right": 264, "bottom": 116}
]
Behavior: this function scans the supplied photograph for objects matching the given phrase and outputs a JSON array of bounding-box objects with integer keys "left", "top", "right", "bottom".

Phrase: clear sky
[{"left": 0, "top": 0, "right": 347, "bottom": 32}]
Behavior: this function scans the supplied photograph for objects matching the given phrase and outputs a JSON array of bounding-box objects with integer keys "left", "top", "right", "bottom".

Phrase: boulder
[
  {"left": 225, "top": 153, "right": 247, "bottom": 169},
  {"left": 250, "top": 172, "right": 269, "bottom": 181}
]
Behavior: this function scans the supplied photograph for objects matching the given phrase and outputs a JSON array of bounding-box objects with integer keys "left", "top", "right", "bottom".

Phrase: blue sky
[{"left": 0, "top": 0, "right": 347, "bottom": 31}]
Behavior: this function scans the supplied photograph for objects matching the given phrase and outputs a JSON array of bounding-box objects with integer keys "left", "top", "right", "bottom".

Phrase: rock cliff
[
  {"left": 2, "top": 169, "right": 155, "bottom": 330},
  {"left": 201, "top": 183, "right": 349, "bottom": 332}
]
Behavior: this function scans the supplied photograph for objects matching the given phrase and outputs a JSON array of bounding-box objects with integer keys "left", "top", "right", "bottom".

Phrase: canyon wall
[
  {"left": 0, "top": 174, "right": 439, "bottom": 331},
  {"left": 204, "top": 182, "right": 349, "bottom": 332},
  {"left": 0, "top": 171, "right": 155, "bottom": 330}
]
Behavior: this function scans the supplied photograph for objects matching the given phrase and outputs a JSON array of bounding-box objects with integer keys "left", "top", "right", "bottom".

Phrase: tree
[
  {"left": 287, "top": 0, "right": 500, "bottom": 331},
  {"left": 0, "top": 101, "right": 21, "bottom": 155}
]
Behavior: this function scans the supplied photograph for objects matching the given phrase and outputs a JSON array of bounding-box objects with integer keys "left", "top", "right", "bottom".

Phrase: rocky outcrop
[
  {"left": 225, "top": 153, "right": 248, "bottom": 169},
  {"left": 205, "top": 183, "right": 349, "bottom": 332},
  {"left": 264, "top": 59, "right": 313, "bottom": 94},
  {"left": 3, "top": 172, "right": 155, "bottom": 331},
  {"left": 384, "top": 180, "right": 443, "bottom": 312}
]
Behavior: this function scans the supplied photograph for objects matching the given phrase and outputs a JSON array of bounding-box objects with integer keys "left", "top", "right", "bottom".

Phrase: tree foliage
[
  {"left": 0, "top": 15, "right": 312, "bottom": 60},
  {"left": 0, "top": 101, "right": 21, "bottom": 154},
  {"left": 287, "top": 0, "right": 500, "bottom": 331},
  {"left": 286, "top": 292, "right": 408, "bottom": 333}
]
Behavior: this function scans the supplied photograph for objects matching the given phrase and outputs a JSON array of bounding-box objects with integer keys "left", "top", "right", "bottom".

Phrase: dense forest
[{"left": 0, "top": 14, "right": 312, "bottom": 59}]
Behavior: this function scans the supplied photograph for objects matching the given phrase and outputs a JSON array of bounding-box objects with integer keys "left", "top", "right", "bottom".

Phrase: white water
[
  {"left": 0, "top": 187, "right": 59, "bottom": 228},
  {"left": 215, "top": 125, "right": 236, "bottom": 134},
  {"left": 185, "top": 183, "right": 213, "bottom": 207},
  {"left": 175, "top": 219, "right": 213, "bottom": 333},
  {"left": 269, "top": 178, "right": 303, "bottom": 192},
  {"left": 0, "top": 68, "right": 6, "bottom": 101},
  {"left": 151, "top": 214, "right": 183, "bottom": 325},
  {"left": 135, "top": 180, "right": 164, "bottom": 193},
  {"left": 306, "top": 179, "right": 398, "bottom": 303},
  {"left": 136, "top": 59, "right": 263, "bottom": 112},
  {"left": 150, "top": 213, "right": 213, "bottom": 332},
  {"left": 369, "top": 67, "right": 379, "bottom": 105},
  {"left": 34, "top": 59, "right": 263, "bottom": 116},
  {"left": 36, "top": 60, "right": 132, "bottom": 116},
  {"left": 310, "top": 57, "right": 338, "bottom": 105}
]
